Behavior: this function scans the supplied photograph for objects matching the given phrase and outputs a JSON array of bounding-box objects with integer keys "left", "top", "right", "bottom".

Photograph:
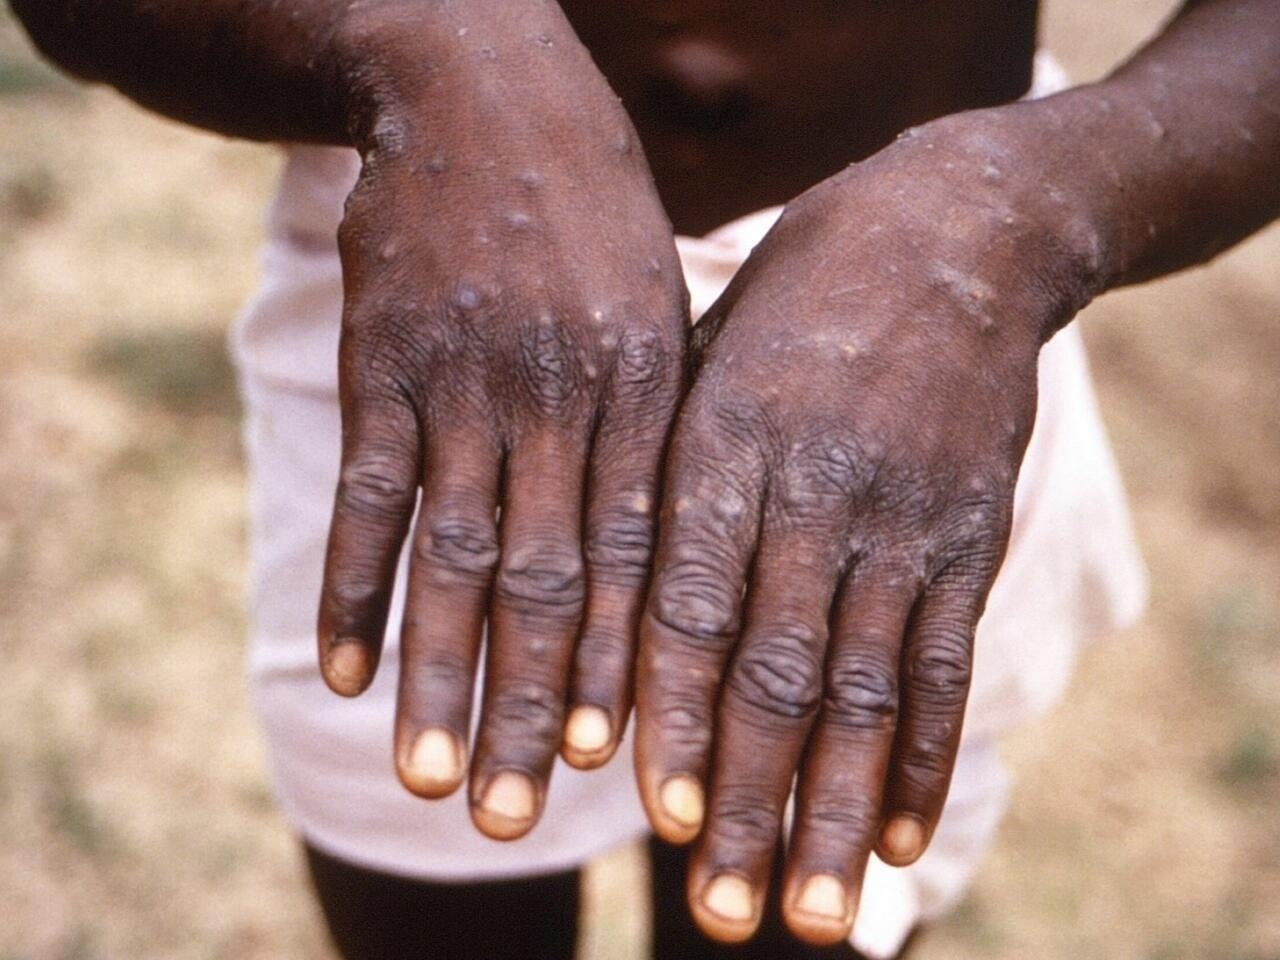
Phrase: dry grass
[{"left": 1, "top": 2, "right": 1277, "bottom": 958}]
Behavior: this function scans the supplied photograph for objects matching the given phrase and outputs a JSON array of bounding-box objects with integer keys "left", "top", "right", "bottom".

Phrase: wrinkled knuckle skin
[
  {"left": 895, "top": 732, "right": 956, "bottom": 789},
  {"left": 323, "top": 572, "right": 383, "bottom": 634},
  {"left": 613, "top": 328, "right": 673, "bottom": 399},
  {"left": 586, "top": 505, "right": 654, "bottom": 587},
  {"left": 651, "top": 692, "right": 715, "bottom": 755},
  {"left": 517, "top": 320, "right": 583, "bottom": 418},
  {"left": 727, "top": 629, "right": 824, "bottom": 722},
  {"left": 496, "top": 541, "right": 586, "bottom": 617},
  {"left": 801, "top": 793, "right": 882, "bottom": 842},
  {"left": 405, "top": 649, "right": 472, "bottom": 692},
  {"left": 873, "top": 467, "right": 946, "bottom": 529},
  {"left": 486, "top": 681, "right": 564, "bottom": 753},
  {"left": 792, "top": 435, "right": 875, "bottom": 502},
  {"left": 707, "top": 792, "right": 783, "bottom": 851},
  {"left": 824, "top": 652, "right": 899, "bottom": 732},
  {"left": 336, "top": 452, "right": 417, "bottom": 523},
  {"left": 574, "top": 628, "right": 631, "bottom": 676},
  {"left": 415, "top": 515, "right": 499, "bottom": 585},
  {"left": 343, "top": 314, "right": 434, "bottom": 407},
  {"left": 905, "top": 634, "right": 973, "bottom": 709},
  {"left": 651, "top": 562, "right": 740, "bottom": 652}
]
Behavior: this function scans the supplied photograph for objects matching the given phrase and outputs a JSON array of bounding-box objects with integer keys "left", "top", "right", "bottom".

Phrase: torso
[{"left": 556, "top": 0, "right": 1039, "bottom": 233}]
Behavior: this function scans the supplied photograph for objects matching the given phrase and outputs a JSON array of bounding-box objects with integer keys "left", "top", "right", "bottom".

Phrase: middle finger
[
  {"left": 470, "top": 428, "right": 587, "bottom": 840},
  {"left": 688, "top": 520, "right": 844, "bottom": 943}
]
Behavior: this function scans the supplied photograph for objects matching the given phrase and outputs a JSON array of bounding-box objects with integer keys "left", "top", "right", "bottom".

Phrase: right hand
[{"left": 317, "top": 3, "right": 688, "bottom": 841}]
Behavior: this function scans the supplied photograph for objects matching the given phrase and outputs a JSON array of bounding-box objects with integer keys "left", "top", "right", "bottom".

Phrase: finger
[
  {"left": 565, "top": 329, "right": 681, "bottom": 769},
  {"left": 634, "top": 425, "right": 765, "bottom": 846},
  {"left": 782, "top": 571, "right": 919, "bottom": 946},
  {"left": 394, "top": 426, "right": 501, "bottom": 799},
  {"left": 317, "top": 391, "right": 421, "bottom": 697},
  {"left": 470, "top": 429, "right": 588, "bottom": 841},
  {"left": 876, "top": 571, "right": 986, "bottom": 867},
  {"left": 687, "top": 526, "right": 844, "bottom": 944}
]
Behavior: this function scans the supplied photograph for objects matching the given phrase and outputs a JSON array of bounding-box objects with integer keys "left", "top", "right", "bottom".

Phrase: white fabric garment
[{"left": 232, "top": 51, "right": 1147, "bottom": 957}]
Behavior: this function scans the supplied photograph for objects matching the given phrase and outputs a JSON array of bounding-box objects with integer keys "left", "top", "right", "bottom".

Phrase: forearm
[
  {"left": 1022, "top": 0, "right": 1279, "bottom": 302},
  {"left": 8, "top": 0, "right": 585, "bottom": 147}
]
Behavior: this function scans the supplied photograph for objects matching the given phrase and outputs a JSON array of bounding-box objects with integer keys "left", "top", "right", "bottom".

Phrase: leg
[
  {"left": 648, "top": 836, "right": 868, "bottom": 960},
  {"left": 304, "top": 841, "right": 581, "bottom": 960}
]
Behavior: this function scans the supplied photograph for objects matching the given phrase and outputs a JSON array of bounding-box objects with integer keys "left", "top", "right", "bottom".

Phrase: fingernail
[
  {"left": 477, "top": 770, "right": 537, "bottom": 838},
  {"left": 402, "top": 728, "right": 464, "bottom": 797},
  {"left": 795, "top": 874, "right": 850, "bottom": 922},
  {"left": 564, "top": 706, "right": 612, "bottom": 756},
  {"left": 702, "top": 874, "right": 756, "bottom": 923},
  {"left": 659, "top": 775, "right": 704, "bottom": 829},
  {"left": 880, "top": 815, "right": 926, "bottom": 864},
  {"left": 325, "top": 641, "right": 370, "bottom": 696}
]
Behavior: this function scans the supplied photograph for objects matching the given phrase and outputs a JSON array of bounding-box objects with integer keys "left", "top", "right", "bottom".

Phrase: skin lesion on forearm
[{"left": 1020, "top": 0, "right": 1280, "bottom": 302}]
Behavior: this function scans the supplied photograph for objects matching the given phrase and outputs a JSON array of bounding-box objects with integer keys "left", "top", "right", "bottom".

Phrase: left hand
[{"left": 634, "top": 110, "right": 1097, "bottom": 945}]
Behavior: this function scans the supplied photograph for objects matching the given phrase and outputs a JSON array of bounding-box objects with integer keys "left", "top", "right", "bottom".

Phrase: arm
[
  {"left": 635, "top": 0, "right": 1278, "bottom": 946},
  {"left": 8, "top": 0, "right": 599, "bottom": 147},
  {"left": 14, "top": 0, "right": 690, "bottom": 837},
  {"left": 966, "top": 0, "right": 1280, "bottom": 310},
  {"left": 12, "top": 0, "right": 361, "bottom": 143}
]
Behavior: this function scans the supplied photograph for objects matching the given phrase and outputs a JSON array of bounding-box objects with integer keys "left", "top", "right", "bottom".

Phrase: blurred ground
[{"left": 1, "top": 2, "right": 1277, "bottom": 959}]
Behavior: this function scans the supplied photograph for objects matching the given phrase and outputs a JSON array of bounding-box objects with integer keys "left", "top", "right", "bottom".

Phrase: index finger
[{"left": 635, "top": 414, "right": 765, "bottom": 845}]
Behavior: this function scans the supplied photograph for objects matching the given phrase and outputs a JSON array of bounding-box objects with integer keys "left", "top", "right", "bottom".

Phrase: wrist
[
  {"left": 329, "top": 0, "right": 590, "bottom": 154},
  {"left": 893, "top": 98, "right": 1129, "bottom": 346}
]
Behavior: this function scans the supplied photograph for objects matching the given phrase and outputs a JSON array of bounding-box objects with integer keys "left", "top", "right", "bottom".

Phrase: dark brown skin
[{"left": 13, "top": 0, "right": 1280, "bottom": 946}]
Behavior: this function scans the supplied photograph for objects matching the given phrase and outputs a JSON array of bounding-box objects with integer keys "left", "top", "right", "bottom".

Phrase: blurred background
[{"left": 1, "top": 1, "right": 1276, "bottom": 958}]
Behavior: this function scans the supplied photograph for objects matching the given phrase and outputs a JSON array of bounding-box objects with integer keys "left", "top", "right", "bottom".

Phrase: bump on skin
[
  {"left": 399, "top": 727, "right": 465, "bottom": 798},
  {"left": 474, "top": 770, "right": 537, "bottom": 841}
]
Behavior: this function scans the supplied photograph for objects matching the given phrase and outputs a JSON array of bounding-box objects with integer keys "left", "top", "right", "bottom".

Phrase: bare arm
[
  {"left": 997, "top": 0, "right": 1280, "bottom": 310},
  {"left": 14, "top": 0, "right": 691, "bottom": 840},
  {"left": 635, "top": 0, "right": 1280, "bottom": 946},
  {"left": 11, "top": 0, "right": 360, "bottom": 143}
]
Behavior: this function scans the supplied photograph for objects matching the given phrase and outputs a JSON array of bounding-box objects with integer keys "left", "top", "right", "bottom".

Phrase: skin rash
[{"left": 12, "top": 0, "right": 1280, "bottom": 947}]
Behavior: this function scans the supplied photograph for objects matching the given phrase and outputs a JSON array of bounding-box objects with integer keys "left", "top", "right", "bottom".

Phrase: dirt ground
[{"left": 1, "top": 2, "right": 1276, "bottom": 959}]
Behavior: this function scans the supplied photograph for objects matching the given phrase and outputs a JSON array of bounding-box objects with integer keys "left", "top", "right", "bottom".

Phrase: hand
[
  {"left": 635, "top": 111, "right": 1097, "bottom": 943},
  {"left": 316, "top": 5, "right": 687, "bottom": 841}
]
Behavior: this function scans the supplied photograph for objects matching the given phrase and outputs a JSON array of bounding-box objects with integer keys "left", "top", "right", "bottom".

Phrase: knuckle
[
  {"left": 708, "top": 791, "right": 782, "bottom": 849},
  {"left": 613, "top": 328, "right": 672, "bottom": 396},
  {"left": 728, "top": 627, "right": 824, "bottom": 721},
  {"left": 905, "top": 633, "right": 973, "bottom": 707},
  {"left": 896, "top": 726, "right": 956, "bottom": 785},
  {"left": 655, "top": 691, "right": 716, "bottom": 757},
  {"left": 824, "top": 650, "right": 899, "bottom": 731},
  {"left": 343, "top": 314, "right": 433, "bottom": 399},
  {"left": 324, "top": 571, "right": 381, "bottom": 627},
  {"left": 336, "top": 451, "right": 417, "bottom": 522},
  {"left": 574, "top": 629, "right": 631, "bottom": 685},
  {"left": 415, "top": 514, "right": 499, "bottom": 584},
  {"left": 496, "top": 540, "right": 585, "bottom": 615},
  {"left": 586, "top": 501, "right": 654, "bottom": 585},
  {"left": 653, "top": 696, "right": 714, "bottom": 754},
  {"left": 792, "top": 434, "right": 874, "bottom": 501},
  {"left": 651, "top": 559, "right": 740, "bottom": 652},
  {"left": 517, "top": 319, "right": 582, "bottom": 416},
  {"left": 410, "top": 649, "right": 472, "bottom": 689},
  {"left": 802, "top": 792, "right": 881, "bottom": 840},
  {"left": 487, "top": 680, "right": 563, "bottom": 747}
]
